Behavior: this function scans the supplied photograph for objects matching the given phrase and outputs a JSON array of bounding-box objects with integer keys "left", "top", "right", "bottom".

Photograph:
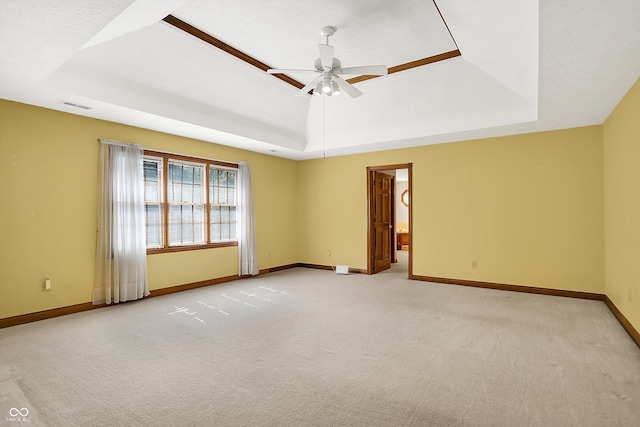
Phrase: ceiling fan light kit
[
  {"left": 315, "top": 79, "right": 341, "bottom": 97},
  {"left": 267, "top": 26, "right": 388, "bottom": 98}
]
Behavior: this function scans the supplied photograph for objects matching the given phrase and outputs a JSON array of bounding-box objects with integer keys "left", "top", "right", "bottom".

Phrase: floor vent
[{"left": 336, "top": 265, "right": 349, "bottom": 275}]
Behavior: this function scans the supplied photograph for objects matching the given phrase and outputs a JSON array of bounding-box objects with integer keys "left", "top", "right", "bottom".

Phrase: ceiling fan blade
[
  {"left": 333, "top": 75, "right": 363, "bottom": 98},
  {"left": 318, "top": 44, "right": 334, "bottom": 70},
  {"left": 268, "top": 68, "right": 318, "bottom": 74},
  {"left": 337, "top": 65, "right": 388, "bottom": 76},
  {"left": 295, "top": 75, "right": 322, "bottom": 97}
]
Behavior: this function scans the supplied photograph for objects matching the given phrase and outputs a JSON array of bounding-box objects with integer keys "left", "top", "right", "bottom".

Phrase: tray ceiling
[{"left": 1, "top": 0, "right": 639, "bottom": 160}]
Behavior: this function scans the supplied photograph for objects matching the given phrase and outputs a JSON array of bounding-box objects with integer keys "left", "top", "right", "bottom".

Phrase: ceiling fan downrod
[{"left": 320, "top": 26, "right": 337, "bottom": 45}]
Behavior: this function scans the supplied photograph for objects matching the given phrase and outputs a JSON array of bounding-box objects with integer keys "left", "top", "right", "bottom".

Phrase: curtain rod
[
  {"left": 98, "top": 138, "right": 239, "bottom": 167},
  {"left": 144, "top": 148, "right": 239, "bottom": 168},
  {"left": 98, "top": 138, "right": 142, "bottom": 149}
]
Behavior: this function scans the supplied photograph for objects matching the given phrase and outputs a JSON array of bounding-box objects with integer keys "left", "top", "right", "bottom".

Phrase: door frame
[{"left": 366, "top": 163, "right": 413, "bottom": 277}]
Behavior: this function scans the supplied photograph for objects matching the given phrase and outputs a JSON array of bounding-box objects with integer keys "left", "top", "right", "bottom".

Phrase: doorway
[{"left": 366, "top": 163, "right": 412, "bottom": 277}]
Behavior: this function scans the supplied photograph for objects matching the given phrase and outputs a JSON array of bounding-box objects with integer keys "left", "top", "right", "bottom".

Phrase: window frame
[{"left": 144, "top": 150, "right": 239, "bottom": 254}]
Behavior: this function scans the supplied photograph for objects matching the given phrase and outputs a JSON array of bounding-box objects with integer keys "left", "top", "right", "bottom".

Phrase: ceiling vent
[{"left": 60, "top": 101, "right": 91, "bottom": 110}]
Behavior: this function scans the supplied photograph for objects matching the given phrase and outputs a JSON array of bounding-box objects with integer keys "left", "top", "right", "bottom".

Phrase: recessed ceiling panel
[
  {"left": 304, "top": 58, "right": 535, "bottom": 153},
  {"left": 45, "top": 22, "right": 310, "bottom": 150},
  {"left": 171, "top": 0, "right": 457, "bottom": 84}
]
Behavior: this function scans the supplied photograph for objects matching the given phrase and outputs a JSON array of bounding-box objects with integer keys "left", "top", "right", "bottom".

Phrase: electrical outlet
[
  {"left": 472, "top": 260, "right": 478, "bottom": 268},
  {"left": 326, "top": 250, "right": 331, "bottom": 257},
  {"left": 44, "top": 278, "right": 51, "bottom": 291}
]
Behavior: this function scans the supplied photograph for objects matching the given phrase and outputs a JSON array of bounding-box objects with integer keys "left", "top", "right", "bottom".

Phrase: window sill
[{"left": 147, "top": 241, "right": 238, "bottom": 254}]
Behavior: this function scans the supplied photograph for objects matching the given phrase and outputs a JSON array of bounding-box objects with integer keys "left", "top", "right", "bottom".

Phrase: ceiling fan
[{"left": 267, "top": 26, "right": 388, "bottom": 98}]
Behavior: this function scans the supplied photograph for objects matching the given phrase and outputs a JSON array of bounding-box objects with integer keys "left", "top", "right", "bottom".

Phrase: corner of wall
[{"left": 603, "top": 77, "right": 640, "bottom": 334}]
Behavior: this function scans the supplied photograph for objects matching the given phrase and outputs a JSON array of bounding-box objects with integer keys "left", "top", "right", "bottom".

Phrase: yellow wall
[
  {"left": 297, "top": 126, "right": 604, "bottom": 293},
  {"left": 0, "top": 100, "right": 298, "bottom": 319},
  {"left": 604, "top": 77, "right": 640, "bottom": 332},
  {"left": 6, "top": 83, "right": 638, "bottom": 325}
]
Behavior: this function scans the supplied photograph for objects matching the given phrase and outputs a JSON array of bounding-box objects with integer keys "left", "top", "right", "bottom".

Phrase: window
[
  {"left": 143, "top": 151, "right": 238, "bottom": 253},
  {"left": 209, "top": 168, "right": 237, "bottom": 241},
  {"left": 143, "top": 157, "right": 163, "bottom": 248},
  {"left": 168, "top": 161, "right": 205, "bottom": 246}
]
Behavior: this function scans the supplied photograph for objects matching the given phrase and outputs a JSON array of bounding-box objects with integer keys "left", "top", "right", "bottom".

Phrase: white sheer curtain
[
  {"left": 237, "top": 161, "right": 258, "bottom": 276},
  {"left": 93, "top": 140, "right": 149, "bottom": 305}
]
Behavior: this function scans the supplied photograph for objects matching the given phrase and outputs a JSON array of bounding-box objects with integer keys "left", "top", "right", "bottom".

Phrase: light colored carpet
[{"left": 1, "top": 258, "right": 639, "bottom": 426}]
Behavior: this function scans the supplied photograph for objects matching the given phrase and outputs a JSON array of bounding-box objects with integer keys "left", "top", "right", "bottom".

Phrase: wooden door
[
  {"left": 372, "top": 171, "right": 392, "bottom": 273},
  {"left": 366, "top": 163, "right": 412, "bottom": 277}
]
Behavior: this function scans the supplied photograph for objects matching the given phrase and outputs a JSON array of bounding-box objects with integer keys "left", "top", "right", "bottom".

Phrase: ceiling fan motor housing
[{"left": 314, "top": 57, "right": 341, "bottom": 72}]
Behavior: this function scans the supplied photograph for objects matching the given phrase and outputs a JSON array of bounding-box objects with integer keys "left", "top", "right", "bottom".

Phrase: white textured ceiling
[{"left": 1, "top": 0, "right": 639, "bottom": 160}]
